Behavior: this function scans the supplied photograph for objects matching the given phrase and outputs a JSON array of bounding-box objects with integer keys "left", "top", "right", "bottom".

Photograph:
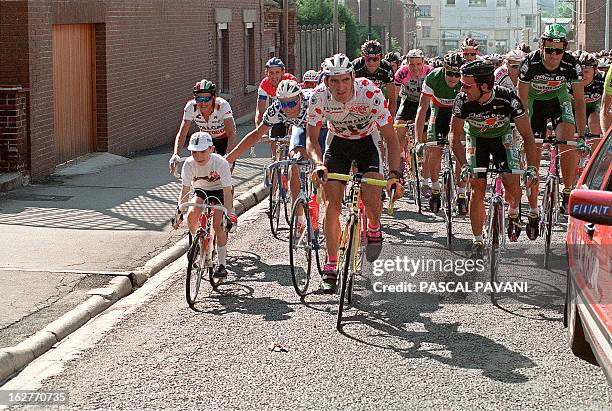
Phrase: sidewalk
[{"left": 0, "top": 122, "right": 269, "bottom": 349}]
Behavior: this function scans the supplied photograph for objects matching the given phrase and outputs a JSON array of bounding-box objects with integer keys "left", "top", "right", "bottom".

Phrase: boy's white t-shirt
[{"left": 181, "top": 153, "right": 232, "bottom": 191}]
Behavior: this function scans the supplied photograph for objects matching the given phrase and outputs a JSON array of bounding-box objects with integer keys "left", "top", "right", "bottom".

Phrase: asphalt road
[{"left": 3, "top": 190, "right": 610, "bottom": 410}]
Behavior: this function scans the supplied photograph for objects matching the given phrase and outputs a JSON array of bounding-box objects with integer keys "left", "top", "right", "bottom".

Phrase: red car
[{"left": 565, "top": 129, "right": 612, "bottom": 385}]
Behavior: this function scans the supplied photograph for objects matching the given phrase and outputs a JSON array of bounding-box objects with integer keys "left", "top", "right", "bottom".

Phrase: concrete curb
[{"left": 0, "top": 182, "right": 269, "bottom": 383}]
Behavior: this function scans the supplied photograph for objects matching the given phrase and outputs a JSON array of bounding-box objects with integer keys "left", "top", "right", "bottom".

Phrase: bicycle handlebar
[
  {"left": 325, "top": 172, "right": 388, "bottom": 187},
  {"left": 177, "top": 202, "right": 229, "bottom": 216}
]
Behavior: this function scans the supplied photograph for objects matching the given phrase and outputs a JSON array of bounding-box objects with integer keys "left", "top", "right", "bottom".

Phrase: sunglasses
[
  {"left": 195, "top": 95, "right": 213, "bottom": 103},
  {"left": 445, "top": 70, "right": 461, "bottom": 78},
  {"left": 365, "top": 56, "right": 381, "bottom": 62},
  {"left": 279, "top": 99, "right": 299, "bottom": 109},
  {"left": 544, "top": 47, "right": 565, "bottom": 55},
  {"left": 460, "top": 80, "right": 476, "bottom": 89},
  {"left": 508, "top": 64, "right": 520, "bottom": 69}
]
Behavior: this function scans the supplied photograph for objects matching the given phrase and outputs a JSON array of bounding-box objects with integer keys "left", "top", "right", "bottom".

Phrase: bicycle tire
[
  {"left": 412, "top": 148, "right": 422, "bottom": 214},
  {"left": 269, "top": 168, "right": 282, "bottom": 237},
  {"left": 544, "top": 184, "right": 554, "bottom": 269},
  {"left": 337, "top": 219, "right": 356, "bottom": 331},
  {"left": 289, "top": 199, "right": 312, "bottom": 296},
  {"left": 444, "top": 170, "right": 452, "bottom": 249},
  {"left": 207, "top": 232, "right": 220, "bottom": 289},
  {"left": 490, "top": 200, "right": 502, "bottom": 284},
  {"left": 186, "top": 232, "right": 205, "bottom": 308}
]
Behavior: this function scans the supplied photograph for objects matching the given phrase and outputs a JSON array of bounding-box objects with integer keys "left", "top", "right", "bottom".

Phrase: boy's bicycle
[{"left": 259, "top": 136, "right": 291, "bottom": 237}]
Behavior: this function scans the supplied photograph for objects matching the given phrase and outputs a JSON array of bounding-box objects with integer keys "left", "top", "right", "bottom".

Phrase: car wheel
[{"left": 566, "top": 271, "right": 598, "bottom": 365}]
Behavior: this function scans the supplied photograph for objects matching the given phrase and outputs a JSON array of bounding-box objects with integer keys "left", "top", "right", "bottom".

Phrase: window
[
  {"left": 245, "top": 24, "right": 255, "bottom": 86},
  {"left": 446, "top": 0, "right": 455, "bottom": 5},
  {"left": 418, "top": 5, "right": 431, "bottom": 17},
  {"left": 584, "top": 136, "right": 612, "bottom": 190},
  {"left": 422, "top": 26, "right": 431, "bottom": 38},
  {"left": 469, "top": 0, "right": 487, "bottom": 6},
  {"left": 217, "top": 24, "right": 230, "bottom": 93},
  {"left": 525, "top": 15, "right": 535, "bottom": 28},
  {"left": 497, "top": 0, "right": 506, "bottom": 6}
]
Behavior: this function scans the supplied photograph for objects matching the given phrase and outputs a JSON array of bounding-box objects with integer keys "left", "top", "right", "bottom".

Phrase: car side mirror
[{"left": 569, "top": 189, "right": 612, "bottom": 226}]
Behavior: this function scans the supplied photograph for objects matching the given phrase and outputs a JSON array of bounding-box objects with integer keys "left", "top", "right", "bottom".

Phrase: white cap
[{"left": 188, "top": 132, "right": 213, "bottom": 151}]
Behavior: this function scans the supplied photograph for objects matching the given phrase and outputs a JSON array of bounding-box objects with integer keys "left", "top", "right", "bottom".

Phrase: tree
[{"left": 296, "top": 0, "right": 372, "bottom": 59}]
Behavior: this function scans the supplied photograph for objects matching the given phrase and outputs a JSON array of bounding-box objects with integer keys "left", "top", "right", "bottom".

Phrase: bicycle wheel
[
  {"left": 412, "top": 148, "right": 422, "bottom": 214},
  {"left": 337, "top": 219, "right": 356, "bottom": 331},
  {"left": 489, "top": 200, "right": 502, "bottom": 284},
  {"left": 543, "top": 182, "right": 554, "bottom": 269},
  {"left": 443, "top": 171, "right": 452, "bottom": 249},
  {"left": 269, "top": 168, "right": 282, "bottom": 237},
  {"left": 186, "top": 232, "right": 205, "bottom": 308},
  {"left": 289, "top": 199, "right": 312, "bottom": 296},
  {"left": 207, "top": 233, "right": 220, "bottom": 289}
]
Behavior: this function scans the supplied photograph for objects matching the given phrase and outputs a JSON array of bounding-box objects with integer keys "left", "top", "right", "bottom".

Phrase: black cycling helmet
[
  {"left": 461, "top": 60, "right": 495, "bottom": 89},
  {"left": 193, "top": 79, "right": 216, "bottom": 95},
  {"left": 385, "top": 51, "right": 401, "bottom": 64},
  {"left": 517, "top": 42, "right": 531, "bottom": 54},
  {"left": 361, "top": 40, "right": 383, "bottom": 56},
  {"left": 444, "top": 52, "right": 464, "bottom": 69},
  {"left": 579, "top": 52, "right": 598, "bottom": 68}
]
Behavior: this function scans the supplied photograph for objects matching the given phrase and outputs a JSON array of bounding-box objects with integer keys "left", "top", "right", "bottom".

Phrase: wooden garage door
[{"left": 53, "top": 24, "right": 96, "bottom": 164}]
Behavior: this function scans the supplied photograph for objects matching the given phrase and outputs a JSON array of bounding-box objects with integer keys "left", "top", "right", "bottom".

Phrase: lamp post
[{"left": 368, "top": 0, "right": 372, "bottom": 38}]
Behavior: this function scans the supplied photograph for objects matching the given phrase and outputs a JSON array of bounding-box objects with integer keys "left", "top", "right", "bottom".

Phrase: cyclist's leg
[
  {"left": 270, "top": 123, "right": 287, "bottom": 159},
  {"left": 467, "top": 136, "right": 488, "bottom": 239},
  {"left": 212, "top": 137, "right": 228, "bottom": 156},
  {"left": 587, "top": 106, "right": 602, "bottom": 148},
  {"left": 498, "top": 133, "right": 522, "bottom": 212},
  {"left": 556, "top": 95, "right": 578, "bottom": 190},
  {"left": 288, "top": 126, "right": 307, "bottom": 216},
  {"left": 527, "top": 99, "right": 547, "bottom": 211},
  {"left": 187, "top": 190, "right": 206, "bottom": 236},
  {"left": 359, "top": 136, "right": 384, "bottom": 228}
]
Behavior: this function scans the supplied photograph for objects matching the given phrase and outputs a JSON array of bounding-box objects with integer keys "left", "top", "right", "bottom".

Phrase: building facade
[
  {"left": 0, "top": 1, "right": 296, "bottom": 180},
  {"left": 415, "top": 0, "right": 442, "bottom": 56},
  {"left": 577, "top": 0, "right": 612, "bottom": 52}
]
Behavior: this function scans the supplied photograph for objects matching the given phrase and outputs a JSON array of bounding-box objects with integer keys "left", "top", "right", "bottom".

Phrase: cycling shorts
[
  {"left": 270, "top": 123, "right": 287, "bottom": 139},
  {"left": 212, "top": 136, "right": 228, "bottom": 156},
  {"left": 427, "top": 106, "right": 452, "bottom": 142},
  {"left": 528, "top": 95, "right": 575, "bottom": 137},
  {"left": 467, "top": 134, "right": 520, "bottom": 179},
  {"left": 193, "top": 188, "right": 224, "bottom": 205},
  {"left": 324, "top": 134, "right": 382, "bottom": 176}
]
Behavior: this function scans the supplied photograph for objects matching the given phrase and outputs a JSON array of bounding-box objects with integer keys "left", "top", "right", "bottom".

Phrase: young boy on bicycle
[{"left": 173, "top": 132, "right": 237, "bottom": 278}]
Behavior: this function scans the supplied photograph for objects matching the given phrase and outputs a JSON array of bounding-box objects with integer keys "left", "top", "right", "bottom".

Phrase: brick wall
[
  {"left": 0, "top": 0, "right": 294, "bottom": 180},
  {"left": 345, "top": 0, "right": 409, "bottom": 52},
  {"left": 578, "top": 0, "right": 612, "bottom": 52},
  {"left": 0, "top": 88, "right": 29, "bottom": 173}
]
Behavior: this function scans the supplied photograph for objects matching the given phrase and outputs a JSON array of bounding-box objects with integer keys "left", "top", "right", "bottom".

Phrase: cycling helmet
[
  {"left": 444, "top": 52, "right": 464, "bottom": 69},
  {"left": 541, "top": 23, "right": 567, "bottom": 43},
  {"left": 322, "top": 53, "right": 354, "bottom": 76},
  {"left": 406, "top": 48, "right": 425, "bottom": 58},
  {"left": 361, "top": 40, "right": 383, "bottom": 56},
  {"left": 302, "top": 70, "right": 319, "bottom": 83},
  {"left": 276, "top": 79, "right": 302, "bottom": 99},
  {"left": 265, "top": 57, "right": 285, "bottom": 69},
  {"left": 579, "top": 52, "right": 598, "bottom": 68},
  {"left": 462, "top": 38, "right": 479, "bottom": 50},
  {"left": 487, "top": 53, "right": 502, "bottom": 63},
  {"left": 431, "top": 57, "right": 445, "bottom": 68},
  {"left": 505, "top": 49, "right": 525, "bottom": 62},
  {"left": 573, "top": 49, "right": 583, "bottom": 58},
  {"left": 598, "top": 57, "right": 610, "bottom": 70},
  {"left": 461, "top": 60, "right": 495, "bottom": 77},
  {"left": 385, "top": 51, "right": 401, "bottom": 64},
  {"left": 193, "top": 79, "right": 216, "bottom": 95}
]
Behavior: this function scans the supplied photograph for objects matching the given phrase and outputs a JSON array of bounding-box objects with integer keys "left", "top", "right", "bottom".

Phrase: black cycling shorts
[
  {"left": 529, "top": 97, "right": 575, "bottom": 137},
  {"left": 270, "top": 123, "right": 287, "bottom": 139},
  {"left": 194, "top": 188, "right": 224, "bottom": 205},
  {"left": 212, "top": 136, "right": 228, "bottom": 156},
  {"left": 467, "top": 135, "right": 519, "bottom": 179},
  {"left": 324, "top": 135, "right": 381, "bottom": 176}
]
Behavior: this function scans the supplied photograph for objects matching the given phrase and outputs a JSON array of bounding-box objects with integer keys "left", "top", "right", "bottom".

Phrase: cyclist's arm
[
  {"left": 450, "top": 115, "right": 467, "bottom": 166},
  {"left": 601, "top": 93, "right": 612, "bottom": 132},
  {"left": 571, "top": 82, "right": 587, "bottom": 137},
  {"left": 517, "top": 81, "right": 530, "bottom": 116},
  {"left": 306, "top": 123, "right": 324, "bottom": 165},
  {"left": 380, "top": 122, "right": 400, "bottom": 172},
  {"left": 514, "top": 113, "right": 538, "bottom": 169},
  {"left": 173, "top": 120, "right": 191, "bottom": 157},
  {"left": 385, "top": 84, "right": 397, "bottom": 117},
  {"left": 225, "top": 122, "right": 270, "bottom": 164},
  {"left": 415, "top": 94, "right": 431, "bottom": 143},
  {"left": 222, "top": 186, "right": 234, "bottom": 216},
  {"left": 177, "top": 184, "right": 191, "bottom": 210},
  {"left": 224, "top": 118, "right": 237, "bottom": 153},
  {"left": 255, "top": 99, "right": 267, "bottom": 125}
]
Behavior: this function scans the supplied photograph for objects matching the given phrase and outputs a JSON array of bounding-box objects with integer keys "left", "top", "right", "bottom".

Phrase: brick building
[
  {"left": 344, "top": 0, "right": 417, "bottom": 53},
  {"left": 0, "top": 1, "right": 297, "bottom": 180},
  {"left": 577, "top": 0, "right": 612, "bottom": 52}
]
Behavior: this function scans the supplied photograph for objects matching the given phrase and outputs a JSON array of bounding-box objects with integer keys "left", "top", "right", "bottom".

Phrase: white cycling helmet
[
  {"left": 406, "top": 49, "right": 425, "bottom": 58},
  {"left": 276, "top": 79, "right": 302, "bottom": 99},
  {"left": 322, "top": 53, "right": 353, "bottom": 76},
  {"left": 302, "top": 70, "right": 319, "bottom": 83},
  {"left": 505, "top": 49, "right": 525, "bottom": 62}
]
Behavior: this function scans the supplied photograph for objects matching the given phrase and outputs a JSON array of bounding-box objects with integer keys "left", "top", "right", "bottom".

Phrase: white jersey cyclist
[
  {"left": 263, "top": 88, "right": 313, "bottom": 128},
  {"left": 494, "top": 66, "right": 516, "bottom": 91},
  {"left": 307, "top": 77, "right": 393, "bottom": 141},
  {"left": 182, "top": 97, "right": 234, "bottom": 139},
  {"left": 181, "top": 152, "right": 232, "bottom": 192}
]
